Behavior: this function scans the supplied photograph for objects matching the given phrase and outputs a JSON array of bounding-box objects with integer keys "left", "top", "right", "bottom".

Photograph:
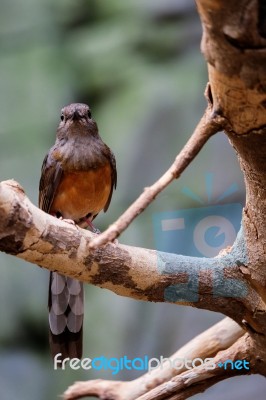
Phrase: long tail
[{"left": 48, "top": 272, "right": 84, "bottom": 362}]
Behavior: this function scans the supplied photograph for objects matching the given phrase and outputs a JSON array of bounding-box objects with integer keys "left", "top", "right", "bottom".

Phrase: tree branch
[
  {"left": 89, "top": 89, "right": 227, "bottom": 249},
  {"left": 136, "top": 334, "right": 252, "bottom": 400},
  {"left": 0, "top": 180, "right": 258, "bottom": 326},
  {"left": 63, "top": 317, "right": 244, "bottom": 400}
]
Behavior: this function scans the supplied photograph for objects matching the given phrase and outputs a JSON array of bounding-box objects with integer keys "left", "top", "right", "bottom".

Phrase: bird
[{"left": 39, "top": 103, "right": 117, "bottom": 362}]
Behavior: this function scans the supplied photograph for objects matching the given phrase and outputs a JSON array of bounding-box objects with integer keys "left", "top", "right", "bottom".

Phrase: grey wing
[{"left": 39, "top": 152, "right": 63, "bottom": 213}]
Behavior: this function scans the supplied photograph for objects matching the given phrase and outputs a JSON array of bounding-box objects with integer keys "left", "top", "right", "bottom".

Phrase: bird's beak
[{"left": 72, "top": 110, "right": 81, "bottom": 121}]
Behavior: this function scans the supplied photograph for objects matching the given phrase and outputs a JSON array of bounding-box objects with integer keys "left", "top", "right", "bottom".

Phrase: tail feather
[
  {"left": 49, "top": 328, "right": 83, "bottom": 360},
  {"left": 48, "top": 272, "right": 83, "bottom": 362}
]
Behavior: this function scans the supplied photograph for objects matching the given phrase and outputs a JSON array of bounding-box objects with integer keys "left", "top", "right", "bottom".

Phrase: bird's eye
[
  {"left": 87, "top": 110, "right": 92, "bottom": 119},
  {"left": 60, "top": 114, "right": 64, "bottom": 121}
]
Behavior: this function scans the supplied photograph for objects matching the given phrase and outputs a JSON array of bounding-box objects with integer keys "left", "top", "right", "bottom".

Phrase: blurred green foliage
[{"left": 1, "top": 1, "right": 263, "bottom": 399}]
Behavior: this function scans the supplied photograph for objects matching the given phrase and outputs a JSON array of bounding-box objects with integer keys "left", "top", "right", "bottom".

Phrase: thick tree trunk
[{"left": 195, "top": 0, "right": 266, "bottom": 376}]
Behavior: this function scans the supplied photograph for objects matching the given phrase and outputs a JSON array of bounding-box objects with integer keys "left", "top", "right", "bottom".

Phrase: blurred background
[{"left": 0, "top": 0, "right": 265, "bottom": 399}]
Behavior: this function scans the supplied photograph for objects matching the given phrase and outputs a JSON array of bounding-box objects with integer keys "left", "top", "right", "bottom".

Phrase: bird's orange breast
[{"left": 51, "top": 163, "right": 112, "bottom": 220}]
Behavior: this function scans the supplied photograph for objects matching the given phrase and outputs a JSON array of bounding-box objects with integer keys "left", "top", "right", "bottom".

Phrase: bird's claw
[
  {"left": 59, "top": 217, "right": 75, "bottom": 225},
  {"left": 58, "top": 217, "right": 79, "bottom": 230}
]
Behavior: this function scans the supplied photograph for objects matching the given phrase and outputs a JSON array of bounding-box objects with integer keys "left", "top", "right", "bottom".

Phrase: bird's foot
[
  {"left": 53, "top": 213, "right": 78, "bottom": 228},
  {"left": 60, "top": 217, "right": 76, "bottom": 225}
]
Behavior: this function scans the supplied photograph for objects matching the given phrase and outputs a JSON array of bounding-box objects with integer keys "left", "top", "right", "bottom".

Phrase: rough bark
[{"left": 196, "top": 0, "right": 266, "bottom": 336}]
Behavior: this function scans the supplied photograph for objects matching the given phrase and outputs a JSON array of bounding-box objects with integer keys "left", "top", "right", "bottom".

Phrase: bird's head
[{"left": 57, "top": 103, "right": 98, "bottom": 139}]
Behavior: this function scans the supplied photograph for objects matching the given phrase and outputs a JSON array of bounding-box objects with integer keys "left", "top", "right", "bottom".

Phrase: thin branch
[
  {"left": 89, "top": 89, "right": 227, "bottom": 249},
  {"left": 136, "top": 334, "right": 252, "bottom": 400},
  {"left": 63, "top": 317, "right": 244, "bottom": 400}
]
